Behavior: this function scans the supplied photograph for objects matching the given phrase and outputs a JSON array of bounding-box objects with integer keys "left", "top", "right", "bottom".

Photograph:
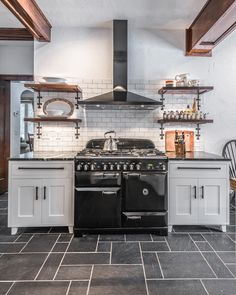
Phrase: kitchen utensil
[
  {"left": 43, "top": 98, "right": 74, "bottom": 117},
  {"left": 165, "top": 130, "right": 194, "bottom": 152},
  {"left": 103, "top": 131, "right": 119, "bottom": 151},
  {"left": 42, "top": 77, "right": 67, "bottom": 83}
]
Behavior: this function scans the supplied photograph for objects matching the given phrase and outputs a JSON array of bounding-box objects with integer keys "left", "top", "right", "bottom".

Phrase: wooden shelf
[
  {"left": 157, "top": 119, "right": 214, "bottom": 124},
  {"left": 24, "top": 117, "right": 82, "bottom": 123},
  {"left": 25, "top": 83, "right": 82, "bottom": 93},
  {"left": 24, "top": 117, "right": 82, "bottom": 139},
  {"left": 158, "top": 86, "right": 214, "bottom": 95}
]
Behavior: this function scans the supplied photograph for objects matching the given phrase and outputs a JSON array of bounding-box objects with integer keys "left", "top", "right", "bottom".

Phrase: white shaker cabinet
[
  {"left": 8, "top": 161, "right": 74, "bottom": 235},
  {"left": 168, "top": 161, "right": 230, "bottom": 232}
]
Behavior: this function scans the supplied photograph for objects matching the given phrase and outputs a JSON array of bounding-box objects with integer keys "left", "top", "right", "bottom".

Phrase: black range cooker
[{"left": 74, "top": 138, "right": 168, "bottom": 236}]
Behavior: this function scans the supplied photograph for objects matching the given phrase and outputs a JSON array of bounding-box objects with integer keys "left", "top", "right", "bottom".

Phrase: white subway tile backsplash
[{"left": 34, "top": 78, "right": 205, "bottom": 152}]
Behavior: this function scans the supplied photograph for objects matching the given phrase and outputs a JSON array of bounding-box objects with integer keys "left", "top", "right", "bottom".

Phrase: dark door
[
  {"left": 124, "top": 172, "right": 167, "bottom": 211},
  {"left": 0, "top": 81, "right": 10, "bottom": 194},
  {"left": 75, "top": 187, "right": 121, "bottom": 228}
]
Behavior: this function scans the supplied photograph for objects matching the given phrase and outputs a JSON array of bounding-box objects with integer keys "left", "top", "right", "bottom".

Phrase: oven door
[
  {"left": 124, "top": 172, "right": 167, "bottom": 211},
  {"left": 75, "top": 172, "right": 121, "bottom": 187},
  {"left": 75, "top": 187, "right": 121, "bottom": 228}
]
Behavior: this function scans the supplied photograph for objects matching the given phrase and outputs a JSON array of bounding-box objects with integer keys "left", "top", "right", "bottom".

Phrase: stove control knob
[
  {"left": 129, "top": 163, "right": 135, "bottom": 171},
  {"left": 84, "top": 164, "right": 89, "bottom": 171},
  {"left": 77, "top": 164, "right": 83, "bottom": 171},
  {"left": 90, "top": 163, "right": 96, "bottom": 171},
  {"left": 102, "top": 164, "right": 108, "bottom": 171},
  {"left": 136, "top": 163, "right": 141, "bottom": 171},
  {"left": 123, "top": 163, "right": 128, "bottom": 171},
  {"left": 116, "top": 163, "right": 121, "bottom": 171},
  {"left": 109, "top": 164, "right": 114, "bottom": 171}
]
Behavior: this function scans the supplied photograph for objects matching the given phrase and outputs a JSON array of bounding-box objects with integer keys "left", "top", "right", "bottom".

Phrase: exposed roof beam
[
  {"left": 186, "top": 0, "right": 236, "bottom": 56},
  {"left": 0, "top": 0, "right": 52, "bottom": 42},
  {"left": 0, "top": 28, "right": 33, "bottom": 40}
]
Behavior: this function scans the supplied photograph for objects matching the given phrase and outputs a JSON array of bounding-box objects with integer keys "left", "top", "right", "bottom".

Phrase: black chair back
[{"left": 222, "top": 140, "right": 236, "bottom": 179}]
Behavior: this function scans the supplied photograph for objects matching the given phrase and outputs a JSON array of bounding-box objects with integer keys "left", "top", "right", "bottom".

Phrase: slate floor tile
[
  {"left": 217, "top": 252, "right": 236, "bottom": 263},
  {"left": 226, "top": 264, "right": 236, "bottom": 277},
  {"left": 58, "top": 234, "right": 72, "bottom": 242},
  {"left": 0, "top": 243, "right": 25, "bottom": 253},
  {"left": 50, "top": 227, "right": 69, "bottom": 233},
  {"left": 126, "top": 234, "right": 152, "bottom": 241},
  {"left": 67, "top": 235, "right": 98, "bottom": 252},
  {"left": 140, "top": 242, "right": 169, "bottom": 252},
  {"left": 203, "top": 234, "right": 236, "bottom": 251},
  {"left": 190, "top": 234, "right": 205, "bottom": 241},
  {"left": 166, "top": 234, "right": 198, "bottom": 251},
  {"left": 52, "top": 243, "right": 68, "bottom": 252},
  {"left": 227, "top": 233, "right": 236, "bottom": 241},
  {"left": 151, "top": 235, "right": 166, "bottom": 241},
  {"left": 8, "top": 281, "right": 69, "bottom": 295},
  {"left": 203, "top": 279, "right": 236, "bottom": 295},
  {"left": 22, "top": 234, "right": 59, "bottom": 252},
  {"left": 111, "top": 242, "right": 142, "bottom": 264},
  {"left": 55, "top": 265, "right": 92, "bottom": 280},
  {"left": 202, "top": 252, "right": 234, "bottom": 278},
  {"left": 89, "top": 265, "right": 147, "bottom": 295},
  {"left": 0, "top": 253, "right": 47, "bottom": 280},
  {"left": 142, "top": 252, "right": 162, "bottom": 279},
  {"left": 99, "top": 234, "right": 125, "bottom": 241},
  {"left": 196, "top": 241, "right": 214, "bottom": 251},
  {"left": 230, "top": 213, "right": 236, "bottom": 225},
  {"left": 36, "top": 253, "right": 63, "bottom": 280},
  {"left": 15, "top": 234, "right": 33, "bottom": 243},
  {"left": 0, "top": 282, "right": 13, "bottom": 295},
  {"left": 147, "top": 279, "right": 207, "bottom": 295},
  {"left": 0, "top": 234, "right": 17, "bottom": 242},
  {"left": 157, "top": 252, "right": 215, "bottom": 278},
  {"left": 68, "top": 281, "right": 88, "bottom": 295},
  {"left": 97, "top": 242, "right": 111, "bottom": 252},
  {"left": 63, "top": 253, "right": 110, "bottom": 265}
]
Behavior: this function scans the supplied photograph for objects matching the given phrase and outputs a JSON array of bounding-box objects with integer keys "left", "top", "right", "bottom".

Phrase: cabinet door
[
  {"left": 41, "top": 178, "right": 72, "bottom": 225},
  {"left": 198, "top": 179, "right": 227, "bottom": 224},
  {"left": 10, "top": 179, "right": 41, "bottom": 226},
  {"left": 169, "top": 178, "right": 198, "bottom": 224}
]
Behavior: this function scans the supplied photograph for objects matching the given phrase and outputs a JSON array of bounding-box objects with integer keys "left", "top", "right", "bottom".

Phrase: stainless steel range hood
[{"left": 78, "top": 20, "right": 161, "bottom": 110}]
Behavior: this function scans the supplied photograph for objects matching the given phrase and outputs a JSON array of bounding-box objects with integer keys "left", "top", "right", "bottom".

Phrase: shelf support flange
[
  {"left": 160, "top": 93, "right": 165, "bottom": 110},
  {"left": 160, "top": 123, "right": 164, "bottom": 139},
  {"left": 75, "top": 91, "right": 80, "bottom": 109},
  {"left": 196, "top": 89, "right": 201, "bottom": 110},
  {"left": 196, "top": 123, "right": 201, "bottom": 140},
  {"left": 75, "top": 122, "right": 80, "bottom": 139},
  {"left": 36, "top": 122, "right": 42, "bottom": 139},
  {"left": 37, "top": 90, "right": 42, "bottom": 109}
]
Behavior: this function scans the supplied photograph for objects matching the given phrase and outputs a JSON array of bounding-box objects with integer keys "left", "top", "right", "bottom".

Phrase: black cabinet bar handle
[
  {"left": 177, "top": 167, "right": 221, "bottom": 170},
  {"left": 43, "top": 186, "right": 46, "bottom": 200},
  {"left": 193, "top": 186, "right": 197, "bottom": 199},
  {"left": 201, "top": 186, "right": 204, "bottom": 199},
  {"left": 18, "top": 167, "right": 65, "bottom": 170},
  {"left": 35, "top": 186, "right": 39, "bottom": 200}
]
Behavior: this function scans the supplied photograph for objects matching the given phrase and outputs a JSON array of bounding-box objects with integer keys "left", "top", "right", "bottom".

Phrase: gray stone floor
[{"left": 0, "top": 193, "right": 235, "bottom": 295}]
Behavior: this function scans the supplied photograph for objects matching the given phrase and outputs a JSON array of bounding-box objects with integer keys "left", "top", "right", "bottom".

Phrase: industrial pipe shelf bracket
[
  {"left": 37, "top": 90, "right": 42, "bottom": 109},
  {"left": 75, "top": 92, "right": 80, "bottom": 109},
  {"left": 36, "top": 122, "right": 42, "bottom": 139},
  {"left": 75, "top": 123, "right": 80, "bottom": 139},
  {"left": 196, "top": 124, "right": 201, "bottom": 140},
  {"left": 160, "top": 123, "right": 165, "bottom": 140}
]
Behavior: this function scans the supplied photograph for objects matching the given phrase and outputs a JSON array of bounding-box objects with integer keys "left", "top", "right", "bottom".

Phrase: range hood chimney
[{"left": 78, "top": 20, "right": 161, "bottom": 110}]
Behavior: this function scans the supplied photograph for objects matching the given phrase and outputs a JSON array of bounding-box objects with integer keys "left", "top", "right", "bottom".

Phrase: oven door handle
[
  {"left": 127, "top": 173, "right": 140, "bottom": 178},
  {"left": 126, "top": 215, "right": 142, "bottom": 220},
  {"left": 92, "top": 173, "right": 120, "bottom": 178},
  {"left": 75, "top": 187, "right": 120, "bottom": 193}
]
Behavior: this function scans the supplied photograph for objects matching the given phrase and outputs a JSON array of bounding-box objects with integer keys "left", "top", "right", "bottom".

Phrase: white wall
[
  {"left": 0, "top": 41, "right": 34, "bottom": 75},
  {"left": 34, "top": 26, "right": 236, "bottom": 154}
]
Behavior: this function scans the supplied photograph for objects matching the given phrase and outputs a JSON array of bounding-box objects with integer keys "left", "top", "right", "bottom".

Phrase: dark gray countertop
[
  {"left": 166, "top": 151, "right": 230, "bottom": 161},
  {"left": 9, "top": 151, "right": 230, "bottom": 162},
  {"left": 9, "top": 151, "right": 77, "bottom": 161}
]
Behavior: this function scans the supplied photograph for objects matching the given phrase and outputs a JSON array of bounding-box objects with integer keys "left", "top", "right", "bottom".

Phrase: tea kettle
[{"left": 103, "top": 131, "right": 118, "bottom": 152}]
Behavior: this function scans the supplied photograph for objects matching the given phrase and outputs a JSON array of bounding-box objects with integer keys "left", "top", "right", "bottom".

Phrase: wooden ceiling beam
[
  {"left": 0, "top": 28, "right": 33, "bottom": 41},
  {"left": 186, "top": 0, "right": 236, "bottom": 56},
  {"left": 0, "top": 0, "right": 52, "bottom": 42}
]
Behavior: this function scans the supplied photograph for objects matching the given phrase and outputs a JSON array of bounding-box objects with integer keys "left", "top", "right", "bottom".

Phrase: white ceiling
[
  {"left": 35, "top": 0, "right": 207, "bottom": 29},
  {"left": 0, "top": 0, "right": 207, "bottom": 29}
]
